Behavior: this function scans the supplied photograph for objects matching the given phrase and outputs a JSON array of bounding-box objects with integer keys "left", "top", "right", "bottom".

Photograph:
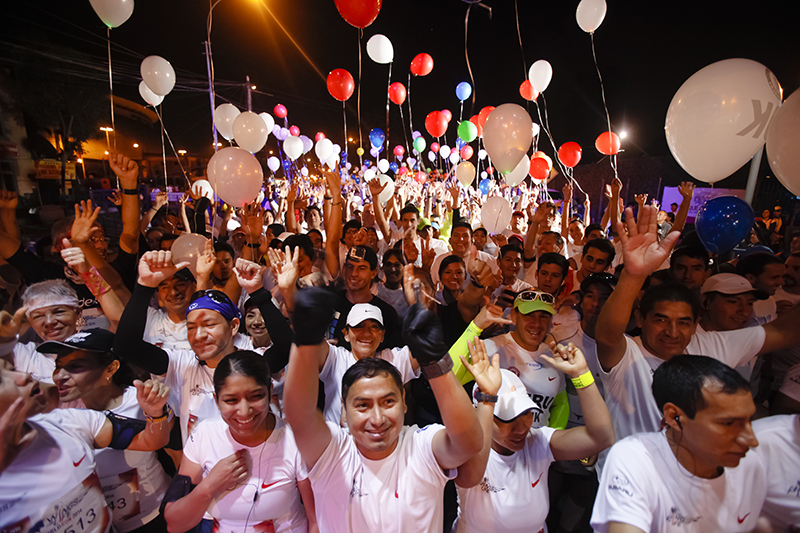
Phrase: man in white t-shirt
[
  {"left": 284, "top": 288, "right": 482, "bottom": 533},
  {"left": 752, "top": 414, "right": 800, "bottom": 531},
  {"left": 736, "top": 251, "right": 785, "bottom": 326},
  {"left": 143, "top": 268, "right": 196, "bottom": 350},
  {"left": 483, "top": 289, "right": 568, "bottom": 429},
  {"left": 373, "top": 249, "right": 410, "bottom": 320},
  {"left": 595, "top": 206, "right": 800, "bottom": 444},
  {"left": 591, "top": 355, "right": 766, "bottom": 533},
  {"left": 429, "top": 222, "right": 498, "bottom": 289}
]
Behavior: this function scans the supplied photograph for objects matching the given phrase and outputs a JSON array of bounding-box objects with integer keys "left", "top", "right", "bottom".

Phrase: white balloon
[
  {"left": 532, "top": 123, "right": 540, "bottom": 137},
  {"left": 89, "top": 0, "right": 134, "bottom": 28},
  {"left": 301, "top": 167, "right": 309, "bottom": 176},
  {"left": 480, "top": 171, "right": 488, "bottom": 179},
  {"left": 207, "top": 147, "right": 263, "bottom": 207},
  {"left": 427, "top": 151, "right": 436, "bottom": 162},
  {"left": 439, "top": 145, "right": 452, "bottom": 158},
  {"left": 406, "top": 157, "right": 416, "bottom": 167},
  {"left": 456, "top": 162, "right": 476, "bottom": 187},
  {"left": 214, "top": 103, "right": 240, "bottom": 141},
  {"left": 366, "top": 34, "right": 394, "bottom": 64},
  {"left": 315, "top": 138, "right": 334, "bottom": 162},
  {"left": 665, "top": 58, "right": 783, "bottom": 183},
  {"left": 528, "top": 60, "right": 553, "bottom": 93},
  {"left": 504, "top": 154, "right": 530, "bottom": 187},
  {"left": 233, "top": 111, "right": 268, "bottom": 153},
  {"left": 478, "top": 149, "right": 487, "bottom": 161},
  {"left": 481, "top": 196, "right": 513, "bottom": 234},
  {"left": 140, "top": 55, "right": 176, "bottom": 96},
  {"left": 267, "top": 156, "right": 280, "bottom": 172},
  {"left": 284, "top": 136, "right": 303, "bottom": 161},
  {"left": 576, "top": 0, "right": 607, "bottom": 33},
  {"left": 377, "top": 159, "right": 390, "bottom": 173},
  {"left": 171, "top": 233, "right": 208, "bottom": 277},
  {"left": 766, "top": 89, "right": 800, "bottom": 195},
  {"left": 376, "top": 174, "right": 395, "bottom": 204},
  {"left": 138, "top": 81, "right": 163, "bottom": 107},
  {"left": 363, "top": 168, "right": 377, "bottom": 181},
  {"left": 326, "top": 155, "right": 340, "bottom": 170},
  {"left": 449, "top": 152, "right": 460, "bottom": 165},
  {"left": 259, "top": 112, "right": 275, "bottom": 133},
  {"left": 191, "top": 179, "right": 214, "bottom": 200},
  {"left": 300, "top": 135, "right": 313, "bottom": 154}
]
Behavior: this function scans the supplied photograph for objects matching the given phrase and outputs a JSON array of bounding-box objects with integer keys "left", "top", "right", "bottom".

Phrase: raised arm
[
  {"left": 108, "top": 152, "right": 141, "bottom": 255},
  {"left": 60, "top": 239, "right": 125, "bottom": 328},
  {"left": 670, "top": 181, "right": 696, "bottom": 234},
  {"left": 324, "top": 171, "right": 343, "bottom": 279},
  {"left": 596, "top": 207, "right": 680, "bottom": 371},
  {"left": 524, "top": 203, "right": 548, "bottom": 264},
  {"left": 141, "top": 191, "right": 168, "bottom": 235},
  {"left": 367, "top": 179, "right": 392, "bottom": 245},
  {"left": 94, "top": 379, "right": 173, "bottom": 451},
  {"left": 0, "top": 191, "right": 20, "bottom": 244},
  {"left": 561, "top": 183, "right": 573, "bottom": 239},
  {"left": 240, "top": 203, "right": 265, "bottom": 263},
  {"left": 266, "top": 246, "right": 300, "bottom": 313},
  {"left": 285, "top": 183, "right": 299, "bottom": 235}
]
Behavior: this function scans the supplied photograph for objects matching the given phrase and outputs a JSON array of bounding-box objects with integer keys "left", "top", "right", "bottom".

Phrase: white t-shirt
[
  {"left": 373, "top": 283, "right": 410, "bottom": 320},
  {"left": 567, "top": 241, "right": 583, "bottom": 270},
  {"left": 591, "top": 431, "right": 767, "bottom": 533},
  {"left": 13, "top": 341, "right": 55, "bottom": 383},
  {"left": 764, "top": 288, "right": 800, "bottom": 394},
  {"left": 183, "top": 418, "right": 309, "bottom": 533},
  {"left": 483, "top": 333, "right": 565, "bottom": 427},
  {"left": 0, "top": 409, "right": 111, "bottom": 533},
  {"left": 748, "top": 295, "right": 777, "bottom": 327},
  {"left": 600, "top": 327, "right": 766, "bottom": 442},
  {"left": 163, "top": 348, "right": 219, "bottom": 444},
  {"left": 779, "top": 363, "right": 800, "bottom": 402},
  {"left": 753, "top": 415, "right": 800, "bottom": 531},
  {"left": 455, "top": 426, "right": 556, "bottom": 533},
  {"left": 319, "top": 344, "right": 420, "bottom": 425},
  {"left": 308, "top": 422, "right": 455, "bottom": 533}
]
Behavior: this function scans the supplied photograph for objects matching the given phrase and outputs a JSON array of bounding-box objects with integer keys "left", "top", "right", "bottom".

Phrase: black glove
[
  {"left": 291, "top": 287, "right": 336, "bottom": 346},
  {"left": 403, "top": 303, "right": 447, "bottom": 366}
]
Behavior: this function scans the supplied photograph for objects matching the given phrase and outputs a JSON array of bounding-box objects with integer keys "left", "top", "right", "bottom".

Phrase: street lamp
[{"left": 178, "top": 150, "right": 187, "bottom": 155}]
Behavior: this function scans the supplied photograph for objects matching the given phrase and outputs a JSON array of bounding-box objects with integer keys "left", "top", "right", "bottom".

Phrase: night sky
[{"left": 3, "top": 0, "right": 799, "bottom": 181}]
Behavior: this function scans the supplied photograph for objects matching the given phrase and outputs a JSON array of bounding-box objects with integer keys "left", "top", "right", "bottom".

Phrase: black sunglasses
[{"left": 189, "top": 289, "right": 232, "bottom": 305}]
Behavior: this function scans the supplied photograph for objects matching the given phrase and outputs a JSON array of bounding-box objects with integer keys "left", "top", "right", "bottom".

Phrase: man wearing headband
[{"left": 113, "top": 251, "right": 293, "bottom": 443}]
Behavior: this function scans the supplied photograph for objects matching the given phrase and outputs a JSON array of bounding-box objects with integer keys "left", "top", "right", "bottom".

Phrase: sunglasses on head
[
  {"left": 189, "top": 289, "right": 232, "bottom": 305},
  {"left": 515, "top": 290, "right": 555, "bottom": 305}
]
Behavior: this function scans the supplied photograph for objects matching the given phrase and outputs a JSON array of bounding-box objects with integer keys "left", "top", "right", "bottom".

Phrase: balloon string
[
  {"left": 407, "top": 72, "right": 414, "bottom": 143},
  {"left": 514, "top": 0, "right": 527, "bottom": 80},
  {"left": 154, "top": 105, "right": 192, "bottom": 187},
  {"left": 106, "top": 27, "right": 116, "bottom": 150},
  {"left": 398, "top": 103, "right": 411, "bottom": 158},
  {"left": 459, "top": 101, "right": 464, "bottom": 123},
  {"left": 535, "top": 96, "right": 588, "bottom": 197},
  {"left": 343, "top": 101, "right": 352, "bottom": 169},
  {"left": 357, "top": 29, "right": 364, "bottom": 164},
  {"left": 158, "top": 107, "right": 168, "bottom": 190},
  {"left": 385, "top": 61, "right": 392, "bottom": 156},
  {"left": 207, "top": 0, "right": 222, "bottom": 151},
  {"left": 464, "top": 4, "right": 476, "bottom": 111},
  {"left": 590, "top": 32, "right": 618, "bottom": 181}
]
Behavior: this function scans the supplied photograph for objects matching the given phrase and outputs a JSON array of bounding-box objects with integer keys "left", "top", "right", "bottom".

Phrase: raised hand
[
  {"left": 367, "top": 178, "right": 387, "bottom": 201},
  {"left": 678, "top": 181, "right": 696, "bottom": 200},
  {"left": 137, "top": 250, "right": 190, "bottom": 288},
  {"left": 108, "top": 190, "right": 123, "bottom": 207},
  {"left": 0, "top": 190, "right": 18, "bottom": 210},
  {"left": 421, "top": 239, "right": 436, "bottom": 272},
  {"left": 60, "top": 238, "right": 89, "bottom": 273},
  {"left": 134, "top": 379, "right": 170, "bottom": 418},
  {"left": 70, "top": 200, "right": 101, "bottom": 245},
  {"left": 195, "top": 238, "right": 216, "bottom": 281},
  {"left": 474, "top": 303, "right": 513, "bottom": 330},
  {"left": 615, "top": 205, "right": 680, "bottom": 277},
  {"left": 154, "top": 191, "right": 169, "bottom": 210},
  {"left": 0, "top": 397, "right": 37, "bottom": 473},
  {"left": 108, "top": 151, "right": 139, "bottom": 188},
  {"left": 233, "top": 257, "right": 266, "bottom": 295},
  {"left": 634, "top": 193, "right": 648, "bottom": 207},
  {"left": 610, "top": 177, "right": 623, "bottom": 197},
  {"left": 460, "top": 337, "right": 502, "bottom": 396},
  {"left": 268, "top": 246, "right": 300, "bottom": 292},
  {"left": 542, "top": 341, "right": 589, "bottom": 379},
  {"left": 241, "top": 203, "right": 265, "bottom": 240},
  {"left": 562, "top": 182, "right": 573, "bottom": 203},
  {"left": 531, "top": 203, "right": 551, "bottom": 226},
  {"left": 0, "top": 307, "right": 27, "bottom": 340}
]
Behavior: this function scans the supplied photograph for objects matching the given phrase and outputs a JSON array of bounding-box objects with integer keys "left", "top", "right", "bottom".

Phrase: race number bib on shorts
[{"left": 100, "top": 469, "right": 140, "bottom": 523}]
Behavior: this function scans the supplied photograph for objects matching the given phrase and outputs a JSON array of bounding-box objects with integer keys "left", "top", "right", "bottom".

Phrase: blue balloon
[
  {"left": 369, "top": 128, "right": 385, "bottom": 148},
  {"left": 695, "top": 196, "right": 755, "bottom": 254},
  {"left": 456, "top": 82, "right": 472, "bottom": 102},
  {"left": 456, "top": 138, "right": 466, "bottom": 150},
  {"left": 363, "top": 160, "right": 371, "bottom": 168},
  {"left": 389, "top": 162, "right": 399, "bottom": 173},
  {"left": 479, "top": 178, "right": 490, "bottom": 195}
]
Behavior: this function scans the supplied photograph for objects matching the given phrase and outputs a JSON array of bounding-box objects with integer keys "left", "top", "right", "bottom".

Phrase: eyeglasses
[
  {"left": 88, "top": 236, "right": 110, "bottom": 244},
  {"left": 189, "top": 289, "right": 231, "bottom": 305},
  {"left": 515, "top": 290, "right": 555, "bottom": 305},
  {"left": 586, "top": 272, "right": 615, "bottom": 282}
]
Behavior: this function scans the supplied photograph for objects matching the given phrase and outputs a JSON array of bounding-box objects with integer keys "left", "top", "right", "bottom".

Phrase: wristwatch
[
  {"left": 420, "top": 356, "right": 454, "bottom": 380},
  {"left": 474, "top": 390, "right": 498, "bottom": 404}
]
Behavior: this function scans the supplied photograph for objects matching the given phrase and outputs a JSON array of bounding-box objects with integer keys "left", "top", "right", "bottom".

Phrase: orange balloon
[
  {"left": 478, "top": 106, "right": 495, "bottom": 128},
  {"left": 469, "top": 115, "right": 483, "bottom": 137},
  {"left": 595, "top": 131, "right": 621, "bottom": 155},
  {"left": 519, "top": 80, "right": 538, "bottom": 101},
  {"left": 529, "top": 157, "right": 549, "bottom": 180}
]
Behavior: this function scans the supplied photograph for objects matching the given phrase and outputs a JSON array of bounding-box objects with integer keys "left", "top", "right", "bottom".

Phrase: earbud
[{"left": 674, "top": 415, "right": 682, "bottom": 430}]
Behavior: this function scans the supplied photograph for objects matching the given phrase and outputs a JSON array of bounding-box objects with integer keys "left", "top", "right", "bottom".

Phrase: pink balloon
[
  {"left": 315, "top": 132, "right": 326, "bottom": 142},
  {"left": 442, "top": 109, "right": 452, "bottom": 122},
  {"left": 289, "top": 125, "right": 300, "bottom": 137},
  {"left": 460, "top": 145, "right": 474, "bottom": 160},
  {"left": 430, "top": 142, "right": 440, "bottom": 153},
  {"left": 274, "top": 104, "right": 288, "bottom": 118},
  {"left": 394, "top": 145, "right": 405, "bottom": 157}
]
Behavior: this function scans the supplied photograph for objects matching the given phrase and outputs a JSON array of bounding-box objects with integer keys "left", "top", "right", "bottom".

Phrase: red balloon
[
  {"left": 519, "top": 80, "right": 539, "bottom": 102},
  {"left": 529, "top": 158, "right": 550, "bottom": 180},
  {"left": 410, "top": 53, "right": 434, "bottom": 77},
  {"left": 430, "top": 142, "right": 440, "bottom": 153},
  {"left": 558, "top": 142, "right": 583, "bottom": 168},
  {"left": 415, "top": 171, "right": 427, "bottom": 184},
  {"left": 315, "top": 132, "right": 326, "bottom": 142},
  {"left": 327, "top": 69, "right": 355, "bottom": 101},
  {"left": 394, "top": 145, "right": 405, "bottom": 157},
  {"left": 469, "top": 115, "right": 483, "bottom": 137},
  {"left": 487, "top": 167, "right": 494, "bottom": 175},
  {"left": 595, "top": 131, "right": 621, "bottom": 155},
  {"left": 477, "top": 106, "right": 495, "bottom": 128},
  {"left": 274, "top": 104, "right": 288, "bottom": 118},
  {"left": 388, "top": 82, "right": 407, "bottom": 106},
  {"left": 333, "top": 0, "right": 382, "bottom": 29},
  {"left": 442, "top": 109, "right": 452, "bottom": 122},
  {"left": 425, "top": 111, "right": 448, "bottom": 138},
  {"left": 398, "top": 167, "right": 408, "bottom": 176},
  {"left": 460, "top": 145, "right": 474, "bottom": 160},
  {"left": 289, "top": 125, "right": 300, "bottom": 137}
]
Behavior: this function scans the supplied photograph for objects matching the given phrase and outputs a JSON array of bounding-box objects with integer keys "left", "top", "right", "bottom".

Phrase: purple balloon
[
  {"left": 412, "top": 130, "right": 421, "bottom": 139},
  {"left": 272, "top": 124, "right": 281, "bottom": 136},
  {"left": 332, "top": 144, "right": 341, "bottom": 155}
]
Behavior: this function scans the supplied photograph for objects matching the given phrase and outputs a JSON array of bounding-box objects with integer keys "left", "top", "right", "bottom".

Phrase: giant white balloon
[
  {"left": 207, "top": 147, "right": 263, "bottom": 207},
  {"left": 528, "top": 60, "right": 553, "bottom": 93},
  {"left": 259, "top": 112, "right": 275, "bottom": 134},
  {"left": 140, "top": 55, "right": 176, "bottom": 96},
  {"left": 456, "top": 162, "right": 476, "bottom": 187},
  {"left": 375, "top": 174, "right": 395, "bottom": 204},
  {"left": 171, "top": 233, "right": 208, "bottom": 277},
  {"left": 267, "top": 156, "right": 280, "bottom": 172},
  {"left": 233, "top": 111, "right": 268, "bottom": 153},
  {"left": 483, "top": 104, "right": 534, "bottom": 174},
  {"left": 283, "top": 136, "right": 303, "bottom": 161},
  {"left": 190, "top": 179, "right": 214, "bottom": 200},
  {"left": 89, "top": 0, "right": 134, "bottom": 28},
  {"left": 315, "top": 138, "right": 334, "bottom": 162},
  {"left": 366, "top": 34, "right": 394, "bottom": 64},
  {"left": 504, "top": 154, "right": 530, "bottom": 187},
  {"left": 138, "top": 81, "right": 163, "bottom": 107},
  {"left": 665, "top": 58, "right": 782, "bottom": 183},
  {"left": 576, "top": 0, "right": 607, "bottom": 33},
  {"left": 766, "top": 89, "right": 800, "bottom": 196},
  {"left": 214, "top": 103, "right": 240, "bottom": 141},
  {"left": 481, "top": 196, "right": 513, "bottom": 234}
]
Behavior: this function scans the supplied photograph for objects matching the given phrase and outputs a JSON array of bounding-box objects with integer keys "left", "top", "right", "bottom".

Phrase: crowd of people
[{"left": 1, "top": 150, "right": 799, "bottom": 533}]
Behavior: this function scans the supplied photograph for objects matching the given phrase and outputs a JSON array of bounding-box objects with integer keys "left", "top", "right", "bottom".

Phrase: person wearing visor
[
  {"left": 318, "top": 302, "right": 420, "bottom": 425},
  {"left": 113, "top": 251, "right": 292, "bottom": 443},
  {"left": 454, "top": 338, "right": 614, "bottom": 533}
]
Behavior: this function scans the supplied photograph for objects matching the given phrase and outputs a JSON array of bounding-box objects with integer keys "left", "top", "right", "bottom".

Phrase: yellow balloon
[{"left": 356, "top": 147, "right": 365, "bottom": 156}]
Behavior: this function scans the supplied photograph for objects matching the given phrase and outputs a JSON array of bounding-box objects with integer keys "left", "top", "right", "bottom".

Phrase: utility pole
[{"left": 246, "top": 75, "right": 252, "bottom": 112}]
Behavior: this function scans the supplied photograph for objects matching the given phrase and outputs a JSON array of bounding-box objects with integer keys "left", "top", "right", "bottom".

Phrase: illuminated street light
[
  {"left": 251, "top": 85, "right": 257, "bottom": 90},
  {"left": 133, "top": 143, "right": 139, "bottom": 148},
  {"left": 178, "top": 150, "right": 187, "bottom": 155},
  {"left": 99, "top": 127, "right": 114, "bottom": 132},
  {"left": 619, "top": 130, "right": 628, "bottom": 139}
]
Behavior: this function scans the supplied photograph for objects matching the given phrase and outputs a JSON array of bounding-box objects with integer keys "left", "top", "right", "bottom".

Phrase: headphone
[{"left": 674, "top": 415, "right": 682, "bottom": 430}]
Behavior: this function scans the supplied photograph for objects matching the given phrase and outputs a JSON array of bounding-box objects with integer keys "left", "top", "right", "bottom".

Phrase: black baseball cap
[
  {"left": 580, "top": 272, "right": 617, "bottom": 294},
  {"left": 37, "top": 328, "right": 115, "bottom": 356},
  {"left": 346, "top": 245, "right": 378, "bottom": 270}
]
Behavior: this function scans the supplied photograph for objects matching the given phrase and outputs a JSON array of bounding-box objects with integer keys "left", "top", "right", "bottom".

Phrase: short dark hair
[
  {"left": 439, "top": 254, "right": 466, "bottom": 279},
  {"left": 652, "top": 355, "right": 749, "bottom": 419},
  {"left": 214, "top": 241, "right": 235, "bottom": 257},
  {"left": 670, "top": 245, "right": 710, "bottom": 270},
  {"left": 341, "top": 357, "right": 403, "bottom": 402},
  {"left": 499, "top": 244, "right": 522, "bottom": 259},
  {"left": 473, "top": 227, "right": 488, "bottom": 238},
  {"left": 540, "top": 231, "right": 564, "bottom": 247},
  {"left": 537, "top": 252, "right": 569, "bottom": 278},
  {"left": 583, "top": 238, "right": 616, "bottom": 263},
  {"left": 735, "top": 252, "right": 783, "bottom": 278},
  {"left": 213, "top": 350, "right": 272, "bottom": 397},
  {"left": 306, "top": 205, "right": 321, "bottom": 217},
  {"left": 268, "top": 223, "right": 286, "bottom": 237},
  {"left": 341, "top": 220, "right": 362, "bottom": 243},
  {"left": 400, "top": 204, "right": 419, "bottom": 219},
  {"left": 283, "top": 234, "right": 316, "bottom": 262},
  {"left": 383, "top": 248, "right": 406, "bottom": 265},
  {"left": 452, "top": 221, "right": 473, "bottom": 235},
  {"left": 161, "top": 233, "right": 179, "bottom": 244},
  {"left": 584, "top": 223, "right": 604, "bottom": 237},
  {"left": 307, "top": 228, "right": 323, "bottom": 242},
  {"left": 639, "top": 282, "right": 701, "bottom": 321}
]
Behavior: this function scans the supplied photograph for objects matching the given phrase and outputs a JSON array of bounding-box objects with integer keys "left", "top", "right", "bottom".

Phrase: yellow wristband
[{"left": 571, "top": 371, "right": 595, "bottom": 389}]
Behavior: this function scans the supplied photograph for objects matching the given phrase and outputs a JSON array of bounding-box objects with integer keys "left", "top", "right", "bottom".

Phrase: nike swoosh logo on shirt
[
  {"left": 73, "top": 454, "right": 86, "bottom": 467},
  {"left": 548, "top": 376, "right": 556, "bottom": 381},
  {"left": 531, "top": 472, "right": 543, "bottom": 488},
  {"left": 737, "top": 513, "right": 750, "bottom": 524},
  {"left": 261, "top": 481, "right": 279, "bottom": 489}
]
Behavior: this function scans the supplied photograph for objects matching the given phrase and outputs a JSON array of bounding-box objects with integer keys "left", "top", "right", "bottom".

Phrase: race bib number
[
  {"left": 100, "top": 469, "right": 140, "bottom": 523},
  {"left": 212, "top": 519, "right": 275, "bottom": 533},
  {"left": 1, "top": 474, "right": 111, "bottom": 533}
]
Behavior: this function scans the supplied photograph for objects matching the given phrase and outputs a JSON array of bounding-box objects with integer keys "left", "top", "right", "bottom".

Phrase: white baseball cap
[
  {"left": 473, "top": 369, "right": 541, "bottom": 422},
  {"left": 346, "top": 303, "right": 384, "bottom": 327},
  {"left": 701, "top": 273, "right": 763, "bottom": 298}
]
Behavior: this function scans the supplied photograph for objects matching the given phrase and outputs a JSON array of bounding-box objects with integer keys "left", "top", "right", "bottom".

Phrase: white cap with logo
[
  {"left": 346, "top": 303, "right": 384, "bottom": 327},
  {"left": 473, "top": 369, "right": 541, "bottom": 422}
]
